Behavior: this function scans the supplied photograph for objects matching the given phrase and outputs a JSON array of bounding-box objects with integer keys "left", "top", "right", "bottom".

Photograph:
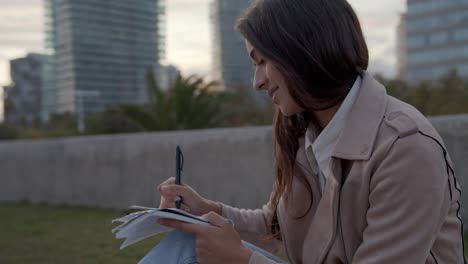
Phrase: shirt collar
[{"left": 305, "top": 76, "right": 362, "bottom": 168}]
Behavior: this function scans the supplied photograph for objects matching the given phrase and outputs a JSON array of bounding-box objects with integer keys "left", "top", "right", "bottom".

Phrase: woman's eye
[
  {"left": 252, "top": 58, "right": 265, "bottom": 66},
  {"left": 257, "top": 59, "right": 265, "bottom": 65}
]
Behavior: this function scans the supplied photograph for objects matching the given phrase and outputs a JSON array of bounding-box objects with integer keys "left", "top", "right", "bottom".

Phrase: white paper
[{"left": 111, "top": 206, "right": 209, "bottom": 249}]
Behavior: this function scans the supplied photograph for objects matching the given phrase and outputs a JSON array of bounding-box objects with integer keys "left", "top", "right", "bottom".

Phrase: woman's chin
[
  {"left": 279, "top": 105, "right": 305, "bottom": 117},
  {"left": 278, "top": 106, "right": 293, "bottom": 116}
]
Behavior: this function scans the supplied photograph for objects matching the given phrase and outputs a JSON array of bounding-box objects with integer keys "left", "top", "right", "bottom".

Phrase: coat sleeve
[
  {"left": 222, "top": 201, "right": 286, "bottom": 264},
  {"left": 352, "top": 133, "right": 454, "bottom": 263},
  {"left": 221, "top": 193, "right": 275, "bottom": 235},
  {"left": 248, "top": 251, "right": 285, "bottom": 264}
]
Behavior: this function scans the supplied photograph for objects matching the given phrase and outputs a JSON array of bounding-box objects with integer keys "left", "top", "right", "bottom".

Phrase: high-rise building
[
  {"left": 396, "top": 13, "right": 407, "bottom": 80},
  {"left": 402, "top": 0, "right": 468, "bottom": 83},
  {"left": 210, "top": 0, "right": 254, "bottom": 92},
  {"left": 155, "top": 64, "right": 181, "bottom": 91},
  {"left": 3, "top": 53, "right": 49, "bottom": 124},
  {"left": 43, "top": 0, "right": 165, "bottom": 121}
]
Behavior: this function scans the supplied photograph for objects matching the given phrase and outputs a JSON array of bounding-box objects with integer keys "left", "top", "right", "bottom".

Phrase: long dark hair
[{"left": 235, "top": 0, "right": 368, "bottom": 239}]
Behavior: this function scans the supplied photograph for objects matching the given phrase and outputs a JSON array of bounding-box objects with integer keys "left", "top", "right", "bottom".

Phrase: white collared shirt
[{"left": 305, "top": 76, "right": 362, "bottom": 193}]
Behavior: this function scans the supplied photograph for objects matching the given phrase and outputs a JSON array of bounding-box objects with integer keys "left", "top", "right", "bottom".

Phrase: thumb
[{"left": 202, "top": 211, "right": 231, "bottom": 228}]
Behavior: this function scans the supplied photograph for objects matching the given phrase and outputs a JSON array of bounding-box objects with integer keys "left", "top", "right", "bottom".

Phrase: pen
[{"left": 175, "top": 145, "right": 183, "bottom": 209}]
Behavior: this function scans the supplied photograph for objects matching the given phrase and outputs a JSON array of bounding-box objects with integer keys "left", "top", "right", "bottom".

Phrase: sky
[{"left": 0, "top": 0, "right": 407, "bottom": 118}]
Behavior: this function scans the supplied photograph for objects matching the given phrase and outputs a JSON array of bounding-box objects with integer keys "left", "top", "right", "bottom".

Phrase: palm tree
[{"left": 120, "top": 71, "right": 227, "bottom": 131}]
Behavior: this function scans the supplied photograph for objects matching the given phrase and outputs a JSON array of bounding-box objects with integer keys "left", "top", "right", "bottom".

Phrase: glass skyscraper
[
  {"left": 401, "top": 0, "right": 468, "bottom": 82},
  {"left": 43, "top": 0, "right": 165, "bottom": 121},
  {"left": 210, "top": 0, "right": 253, "bottom": 92}
]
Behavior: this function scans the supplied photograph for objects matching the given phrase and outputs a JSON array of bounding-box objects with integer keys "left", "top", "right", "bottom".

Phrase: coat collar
[
  {"left": 332, "top": 72, "right": 388, "bottom": 160},
  {"left": 280, "top": 72, "right": 388, "bottom": 263},
  {"left": 299, "top": 73, "right": 387, "bottom": 263}
]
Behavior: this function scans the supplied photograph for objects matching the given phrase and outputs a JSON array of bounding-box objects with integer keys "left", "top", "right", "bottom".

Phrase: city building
[
  {"left": 210, "top": 0, "right": 254, "bottom": 92},
  {"left": 401, "top": 0, "right": 468, "bottom": 83},
  {"left": 396, "top": 13, "right": 407, "bottom": 80},
  {"left": 155, "top": 64, "right": 180, "bottom": 91},
  {"left": 43, "top": 0, "right": 166, "bottom": 121},
  {"left": 3, "top": 53, "right": 49, "bottom": 125}
]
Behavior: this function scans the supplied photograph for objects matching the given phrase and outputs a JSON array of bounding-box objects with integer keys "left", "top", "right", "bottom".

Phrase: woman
[{"left": 144, "top": 0, "right": 465, "bottom": 263}]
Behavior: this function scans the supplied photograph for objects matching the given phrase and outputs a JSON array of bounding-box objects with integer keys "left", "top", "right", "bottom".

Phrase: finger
[
  {"left": 157, "top": 178, "right": 189, "bottom": 192},
  {"left": 180, "top": 203, "right": 191, "bottom": 213},
  {"left": 159, "top": 219, "right": 205, "bottom": 234},
  {"left": 157, "top": 177, "right": 175, "bottom": 192},
  {"left": 160, "top": 194, "right": 181, "bottom": 202},
  {"left": 201, "top": 211, "right": 230, "bottom": 228},
  {"left": 163, "top": 195, "right": 181, "bottom": 202},
  {"left": 160, "top": 184, "right": 192, "bottom": 197},
  {"left": 160, "top": 196, "right": 181, "bottom": 208}
]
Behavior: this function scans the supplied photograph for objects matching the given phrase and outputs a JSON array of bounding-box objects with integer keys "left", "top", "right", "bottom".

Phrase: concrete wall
[
  {"left": 0, "top": 126, "right": 275, "bottom": 210},
  {"left": 0, "top": 115, "right": 467, "bottom": 227}
]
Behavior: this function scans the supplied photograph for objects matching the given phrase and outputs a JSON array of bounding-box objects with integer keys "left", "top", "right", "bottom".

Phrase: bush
[{"left": 0, "top": 123, "right": 17, "bottom": 140}]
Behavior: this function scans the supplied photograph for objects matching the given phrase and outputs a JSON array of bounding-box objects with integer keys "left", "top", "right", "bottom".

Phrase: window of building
[
  {"left": 408, "top": 0, "right": 468, "bottom": 16},
  {"left": 408, "top": 45, "right": 468, "bottom": 65},
  {"left": 429, "top": 32, "right": 448, "bottom": 45},
  {"left": 454, "top": 28, "right": 468, "bottom": 42},
  {"left": 408, "top": 35, "right": 426, "bottom": 49}
]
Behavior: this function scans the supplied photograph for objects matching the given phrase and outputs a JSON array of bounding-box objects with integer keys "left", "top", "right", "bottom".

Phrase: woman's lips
[{"left": 268, "top": 87, "right": 278, "bottom": 98}]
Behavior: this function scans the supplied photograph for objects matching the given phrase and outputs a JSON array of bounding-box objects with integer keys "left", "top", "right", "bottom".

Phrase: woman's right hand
[{"left": 157, "top": 177, "right": 222, "bottom": 216}]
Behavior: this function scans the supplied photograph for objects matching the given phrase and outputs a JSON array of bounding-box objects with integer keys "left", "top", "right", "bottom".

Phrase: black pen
[{"left": 175, "top": 145, "right": 183, "bottom": 209}]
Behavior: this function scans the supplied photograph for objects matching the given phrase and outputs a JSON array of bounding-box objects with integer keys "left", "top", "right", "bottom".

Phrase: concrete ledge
[{"left": 0, "top": 116, "right": 467, "bottom": 229}]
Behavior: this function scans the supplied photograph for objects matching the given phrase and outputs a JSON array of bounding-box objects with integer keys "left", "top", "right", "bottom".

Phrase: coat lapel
[
  {"left": 280, "top": 72, "right": 389, "bottom": 263},
  {"left": 302, "top": 72, "right": 388, "bottom": 262},
  {"left": 279, "top": 137, "right": 322, "bottom": 263},
  {"left": 333, "top": 72, "right": 388, "bottom": 161},
  {"left": 302, "top": 158, "right": 343, "bottom": 263}
]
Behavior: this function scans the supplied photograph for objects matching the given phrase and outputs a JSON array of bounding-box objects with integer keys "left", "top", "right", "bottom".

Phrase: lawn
[
  {"left": 1, "top": 203, "right": 467, "bottom": 263},
  {"left": 0, "top": 203, "right": 165, "bottom": 264}
]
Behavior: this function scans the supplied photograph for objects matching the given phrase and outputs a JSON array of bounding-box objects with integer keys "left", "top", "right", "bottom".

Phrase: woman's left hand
[{"left": 159, "top": 211, "right": 253, "bottom": 264}]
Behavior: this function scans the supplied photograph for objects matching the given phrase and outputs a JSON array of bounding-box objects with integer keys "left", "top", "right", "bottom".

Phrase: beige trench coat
[{"left": 222, "top": 72, "right": 465, "bottom": 264}]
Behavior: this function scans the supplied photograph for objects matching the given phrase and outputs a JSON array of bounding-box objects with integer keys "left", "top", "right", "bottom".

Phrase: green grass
[
  {"left": 1, "top": 203, "right": 467, "bottom": 263},
  {"left": 0, "top": 203, "right": 165, "bottom": 264}
]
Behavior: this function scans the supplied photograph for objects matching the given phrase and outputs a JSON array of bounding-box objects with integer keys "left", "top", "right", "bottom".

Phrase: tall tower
[
  {"left": 396, "top": 13, "right": 407, "bottom": 80},
  {"left": 43, "top": 0, "right": 166, "bottom": 121},
  {"left": 3, "top": 54, "right": 49, "bottom": 124},
  {"left": 210, "top": 0, "right": 254, "bottom": 92},
  {"left": 404, "top": 0, "right": 468, "bottom": 83}
]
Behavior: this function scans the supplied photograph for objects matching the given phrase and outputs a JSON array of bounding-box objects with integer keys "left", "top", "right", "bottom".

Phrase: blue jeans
[{"left": 138, "top": 230, "right": 287, "bottom": 264}]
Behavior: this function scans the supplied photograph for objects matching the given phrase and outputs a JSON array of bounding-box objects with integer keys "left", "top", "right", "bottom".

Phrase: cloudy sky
[{"left": 0, "top": 0, "right": 406, "bottom": 117}]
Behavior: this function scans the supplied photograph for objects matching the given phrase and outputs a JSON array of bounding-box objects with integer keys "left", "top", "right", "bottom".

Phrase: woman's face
[{"left": 245, "top": 40, "right": 304, "bottom": 116}]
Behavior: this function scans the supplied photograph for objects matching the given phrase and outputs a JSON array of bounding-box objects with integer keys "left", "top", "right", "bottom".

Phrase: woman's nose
[{"left": 254, "top": 73, "right": 267, "bottom": 91}]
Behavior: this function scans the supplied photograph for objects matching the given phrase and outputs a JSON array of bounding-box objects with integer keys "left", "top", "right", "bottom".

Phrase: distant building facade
[
  {"left": 401, "top": 0, "right": 468, "bottom": 83},
  {"left": 396, "top": 13, "right": 407, "bottom": 80},
  {"left": 3, "top": 54, "right": 49, "bottom": 125},
  {"left": 43, "top": 0, "right": 166, "bottom": 121},
  {"left": 155, "top": 64, "right": 180, "bottom": 91},
  {"left": 210, "top": 0, "right": 254, "bottom": 92}
]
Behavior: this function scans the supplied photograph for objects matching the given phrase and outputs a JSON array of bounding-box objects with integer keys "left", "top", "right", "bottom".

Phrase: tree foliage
[
  {"left": 378, "top": 70, "right": 468, "bottom": 116},
  {"left": 118, "top": 72, "right": 228, "bottom": 131},
  {"left": 2, "top": 70, "right": 467, "bottom": 140}
]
